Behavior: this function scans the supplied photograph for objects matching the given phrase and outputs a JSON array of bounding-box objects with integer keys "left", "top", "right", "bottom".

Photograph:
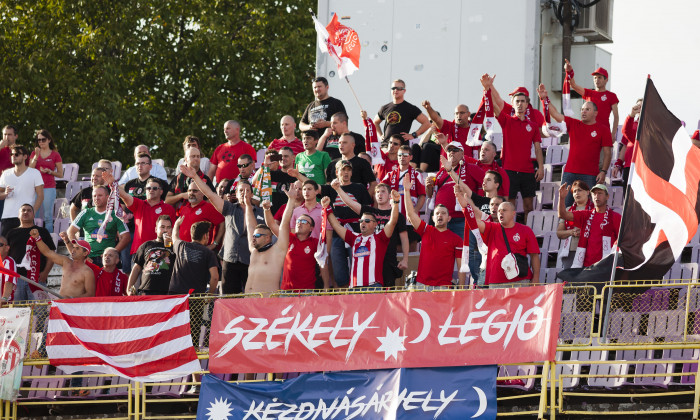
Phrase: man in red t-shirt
[
  {"left": 322, "top": 189, "right": 400, "bottom": 288},
  {"left": 558, "top": 183, "right": 621, "bottom": 268},
  {"left": 467, "top": 200, "right": 540, "bottom": 287},
  {"left": 538, "top": 84, "right": 613, "bottom": 207},
  {"left": 95, "top": 247, "right": 128, "bottom": 296},
  {"left": 178, "top": 182, "right": 225, "bottom": 246},
  {"left": 403, "top": 176, "right": 464, "bottom": 289},
  {"left": 267, "top": 115, "right": 304, "bottom": 155},
  {"left": 480, "top": 77, "right": 544, "bottom": 220},
  {"left": 475, "top": 141, "right": 509, "bottom": 197},
  {"left": 565, "top": 60, "right": 620, "bottom": 139},
  {"left": 207, "top": 120, "right": 257, "bottom": 183},
  {"left": 275, "top": 213, "right": 324, "bottom": 291}
]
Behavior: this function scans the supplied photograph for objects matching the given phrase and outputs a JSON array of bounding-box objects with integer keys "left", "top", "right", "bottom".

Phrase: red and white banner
[
  {"left": 209, "top": 284, "right": 563, "bottom": 373},
  {"left": 0, "top": 308, "right": 31, "bottom": 401},
  {"left": 47, "top": 295, "right": 201, "bottom": 382}
]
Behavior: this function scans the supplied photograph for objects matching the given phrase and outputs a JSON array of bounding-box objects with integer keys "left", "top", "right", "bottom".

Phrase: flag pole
[
  {"left": 601, "top": 76, "right": 650, "bottom": 339},
  {"left": 344, "top": 76, "right": 364, "bottom": 111}
]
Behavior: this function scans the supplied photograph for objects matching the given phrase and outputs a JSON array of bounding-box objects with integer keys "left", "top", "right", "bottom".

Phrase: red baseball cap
[
  {"left": 591, "top": 67, "right": 609, "bottom": 79},
  {"left": 71, "top": 239, "right": 91, "bottom": 254},
  {"left": 509, "top": 87, "right": 529, "bottom": 97},
  {"left": 692, "top": 130, "right": 699, "bottom": 141}
]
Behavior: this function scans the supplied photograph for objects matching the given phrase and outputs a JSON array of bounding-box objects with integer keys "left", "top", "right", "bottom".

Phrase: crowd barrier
[{"left": 2, "top": 281, "right": 699, "bottom": 419}]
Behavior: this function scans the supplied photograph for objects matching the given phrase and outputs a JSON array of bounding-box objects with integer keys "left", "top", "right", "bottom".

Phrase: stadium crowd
[{"left": 0, "top": 60, "right": 683, "bottom": 309}]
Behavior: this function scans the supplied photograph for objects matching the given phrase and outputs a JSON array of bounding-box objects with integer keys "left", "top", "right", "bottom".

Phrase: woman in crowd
[{"left": 29, "top": 129, "right": 63, "bottom": 232}]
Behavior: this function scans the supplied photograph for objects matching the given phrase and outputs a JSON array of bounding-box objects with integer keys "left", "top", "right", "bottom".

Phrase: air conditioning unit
[{"left": 573, "top": 0, "right": 613, "bottom": 43}]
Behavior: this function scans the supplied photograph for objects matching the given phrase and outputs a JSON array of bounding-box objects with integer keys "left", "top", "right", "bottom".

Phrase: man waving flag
[{"left": 617, "top": 78, "right": 700, "bottom": 279}]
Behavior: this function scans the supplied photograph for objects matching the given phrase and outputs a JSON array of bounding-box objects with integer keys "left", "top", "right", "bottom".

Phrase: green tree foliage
[{"left": 0, "top": 0, "right": 316, "bottom": 171}]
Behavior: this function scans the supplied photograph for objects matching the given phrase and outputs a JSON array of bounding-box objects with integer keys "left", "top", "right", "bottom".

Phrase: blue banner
[{"left": 196, "top": 365, "right": 496, "bottom": 419}]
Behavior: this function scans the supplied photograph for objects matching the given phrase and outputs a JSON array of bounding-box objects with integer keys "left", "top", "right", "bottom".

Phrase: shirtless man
[
  {"left": 242, "top": 183, "right": 297, "bottom": 295},
  {"left": 30, "top": 230, "right": 95, "bottom": 298}
]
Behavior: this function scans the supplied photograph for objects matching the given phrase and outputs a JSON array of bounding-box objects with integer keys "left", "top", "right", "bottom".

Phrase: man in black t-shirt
[
  {"left": 325, "top": 133, "right": 377, "bottom": 195},
  {"left": 169, "top": 219, "right": 219, "bottom": 295},
  {"left": 299, "top": 76, "right": 347, "bottom": 132},
  {"left": 129, "top": 215, "right": 175, "bottom": 295},
  {"left": 319, "top": 112, "right": 365, "bottom": 160},
  {"left": 373, "top": 79, "right": 431, "bottom": 144}
]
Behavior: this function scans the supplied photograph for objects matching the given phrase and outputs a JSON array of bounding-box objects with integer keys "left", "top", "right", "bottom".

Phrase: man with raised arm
[
  {"left": 30, "top": 230, "right": 95, "bottom": 298},
  {"left": 537, "top": 83, "right": 613, "bottom": 207},
  {"left": 422, "top": 101, "right": 477, "bottom": 159},
  {"left": 243, "top": 184, "right": 297, "bottom": 296},
  {"left": 331, "top": 179, "right": 409, "bottom": 287},
  {"left": 403, "top": 175, "right": 464, "bottom": 290},
  {"left": 321, "top": 188, "right": 401, "bottom": 289},
  {"left": 180, "top": 164, "right": 263, "bottom": 294},
  {"left": 564, "top": 59, "right": 619, "bottom": 139},
  {"left": 479, "top": 76, "right": 543, "bottom": 220},
  {"left": 128, "top": 215, "right": 174, "bottom": 296}
]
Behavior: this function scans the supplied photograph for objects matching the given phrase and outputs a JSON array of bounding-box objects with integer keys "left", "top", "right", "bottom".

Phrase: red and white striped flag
[{"left": 47, "top": 295, "right": 201, "bottom": 382}]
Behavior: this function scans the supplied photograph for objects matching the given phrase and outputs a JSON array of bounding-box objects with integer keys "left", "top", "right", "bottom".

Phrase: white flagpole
[{"left": 344, "top": 76, "right": 364, "bottom": 111}]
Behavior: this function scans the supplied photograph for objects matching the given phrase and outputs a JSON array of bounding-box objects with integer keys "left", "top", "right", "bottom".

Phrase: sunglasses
[
  {"left": 0, "top": 243, "right": 6, "bottom": 247},
  {"left": 398, "top": 153, "right": 410, "bottom": 157},
  {"left": 10, "top": 153, "right": 22, "bottom": 157},
  {"left": 390, "top": 87, "right": 405, "bottom": 91},
  {"left": 296, "top": 219, "right": 310, "bottom": 225},
  {"left": 391, "top": 142, "right": 401, "bottom": 146},
  {"left": 237, "top": 162, "right": 252, "bottom": 168},
  {"left": 253, "top": 233, "right": 268, "bottom": 238},
  {"left": 37, "top": 137, "right": 48, "bottom": 142},
  {"left": 145, "top": 186, "right": 161, "bottom": 191},
  {"left": 360, "top": 218, "right": 376, "bottom": 224}
]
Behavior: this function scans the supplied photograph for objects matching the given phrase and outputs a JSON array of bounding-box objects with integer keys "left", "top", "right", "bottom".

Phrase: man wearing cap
[
  {"left": 427, "top": 134, "right": 485, "bottom": 275},
  {"left": 558, "top": 182, "right": 621, "bottom": 268},
  {"left": 537, "top": 84, "right": 613, "bottom": 207},
  {"left": 30, "top": 229, "right": 95, "bottom": 298},
  {"left": 479, "top": 76, "right": 544, "bottom": 220},
  {"left": 374, "top": 79, "right": 431, "bottom": 144},
  {"left": 692, "top": 130, "right": 700, "bottom": 149},
  {"left": 614, "top": 99, "right": 643, "bottom": 188},
  {"left": 564, "top": 60, "right": 619, "bottom": 139}
]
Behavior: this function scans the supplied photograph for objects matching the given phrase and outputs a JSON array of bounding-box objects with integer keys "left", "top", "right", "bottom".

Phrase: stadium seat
[
  {"left": 65, "top": 181, "right": 91, "bottom": 202},
  {"left": 526, "top": 210, "right": 558, "bottom": 237},
  {"left": 55, "top": 163, "right": 79, "bottom": 183},
  {"left": 663, "top": 262, "right": 698, "bottom": 282},
  {"left": 54, "top": 218, "right": 72, "bottom": 235},
  {"left": 648, "top": 310, "right": 686, "bottom": 340},
  {"left": 53, "top": 198, "right": 69, "bottom": 220},
  {"left": 606, "top": 311, "right": 642, "bottom": 341},
  {"left": 544, "top": 145, "right": 569, "bottom": 166},
  {"left": 608, "top": 186, "right": 624, "bottom": 208},
  {"left": 662, "top": 347, "right": 699, "bottom": 386},
  {"left": 152, "top": 158, "right": 164, "bottom": 168},
  {"left": 497, "top": 364, "right": 536, "bottom": 390},
  {"left": 535, "top": 182, "right": 559, "bottom": 210}
]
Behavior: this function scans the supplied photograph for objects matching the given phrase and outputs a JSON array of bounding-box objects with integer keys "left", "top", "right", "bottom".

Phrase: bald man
[
  {"left": 119, "top": 144, "right": 168, "bottom": 184},
  {"left": 267, "top": 115, "right": 304, "bottom": 155},
  {"left": 422, "top": 101, "right": 477, "bottom": 159},
  {"left": 208, "top": 120, "right": 257, "bottom": 182}
]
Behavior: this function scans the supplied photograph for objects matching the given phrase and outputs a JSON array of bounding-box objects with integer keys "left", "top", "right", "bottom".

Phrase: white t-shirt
[{"left": 0, "top": 167, "right": 44, "bottom": 219}]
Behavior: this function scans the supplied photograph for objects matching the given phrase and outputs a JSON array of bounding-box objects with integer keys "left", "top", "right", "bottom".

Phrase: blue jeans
[
  {"left": 119, "top": 239, "right": 133, "bottom": 273},
  {"left": 39, "top": 187, "right": 56, "bottom": 233},
  {"left": 14, "top": 279, "right": 35, "bottom": 302},
  {"left": 447, "top": 218, "right": 481, "bottom": 277},
  {"left": 331, "top": 235, "right": 352, "bottom": 288},
  {"left": 561, "top": 172, "right": 597, "bottom": 207}
]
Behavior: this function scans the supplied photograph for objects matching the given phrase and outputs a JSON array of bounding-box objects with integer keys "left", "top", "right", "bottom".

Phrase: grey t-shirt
[{"left": 219, "top": 201, "right": 264, "bottom": 264}]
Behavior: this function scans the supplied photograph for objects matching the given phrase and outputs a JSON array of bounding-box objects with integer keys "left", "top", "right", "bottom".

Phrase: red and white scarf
[
  {"left": 363, "top": 117, "right": 384, "bottom": 166},
  {"left": 18, "top": 236, "right": 42, "bottom": 295},
  {"left": 541, "top": 95, "right": 567, "bottom": 138},
  {"left": 563, "top": 69, "right": 575, "bottom": 117},
  {"left": 466, "top": 90, "right": 498, "bottom": 148},
  {"left": 571, "top": 207, "right": 614, "bottom": 268},
  {"left": 314, "top": 206, "right": 332, "bottom": 267}
]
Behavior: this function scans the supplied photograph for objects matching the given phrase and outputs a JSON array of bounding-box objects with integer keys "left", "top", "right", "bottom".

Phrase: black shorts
[
  {"left": 406, "top": 224, "right": 421, "bottom": 243},
  {"left": 506, "top": 170, "right": 537, "bottom": 199}
]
